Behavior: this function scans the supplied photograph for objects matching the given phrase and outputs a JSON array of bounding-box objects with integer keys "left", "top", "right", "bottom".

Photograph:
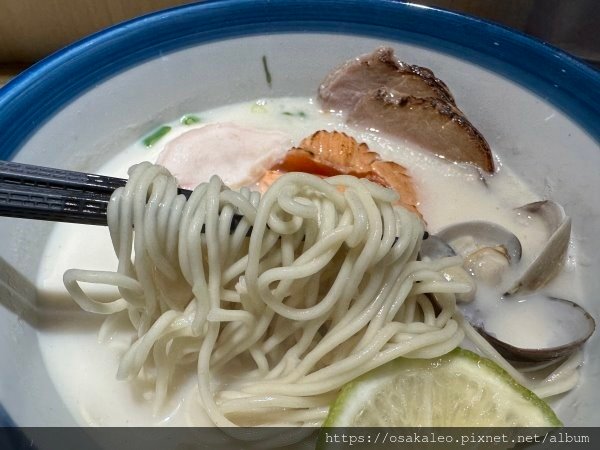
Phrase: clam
[
  {"left": 435, "top": 201, "right": 571, "bottom": 293},
  {"left": 465, "top": 294, "right": 595, "bottom": 363},
  {"left": 426, "top": 201, "right": 593, "bottom": 362},
  {"left": 436, "top": 220, "right": 522, "bottom": 263},
  {"left": 506, "top": 200, "right": 571, "bottom": 295},
  {"left": 419, "top": 235, "right": 477, "bottom": 303},
  {"left": 436, "top": 221, "right": 521, "bottom": 287}
]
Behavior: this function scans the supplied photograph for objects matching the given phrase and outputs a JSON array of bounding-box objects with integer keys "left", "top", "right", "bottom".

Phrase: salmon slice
[
  {"left": 260, "top": 130, "right": 421, "bottom": 219},
  {"left": 272, "top": 129, "right": 376, "bottom": 177},
  {"left": 370, "top": 160, "right": 418, "bottom": 212}
]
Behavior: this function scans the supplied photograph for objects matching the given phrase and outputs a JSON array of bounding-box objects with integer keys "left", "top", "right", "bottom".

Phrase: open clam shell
[
  {"left": 436, "top": 220, "right": 522, "bottom": 263},
  {"left": 432, "top": 201, "right": 571, "bottom": 295},
  {"left": 470, "top": 296, "right": 595, "bottom": 363},
  {"left": 428, "top": 201, "right": 587, "bottom": 363},
  {"left": 506, "top": 200, "right": 571, "bottom": 295},
  {"left": 419, "top": 235, "right": 477, "bottom": 303},
  {"left": 434, "top": 221, "right": 522, "bottom": 287}
]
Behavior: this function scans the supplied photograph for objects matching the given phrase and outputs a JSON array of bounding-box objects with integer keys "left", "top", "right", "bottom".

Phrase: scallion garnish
[
  {"left": 143, "top": 125, "right": 172, "bottom": 147},
  {"left": 181, "top": 115, "right": 201, "bottom": 125}
]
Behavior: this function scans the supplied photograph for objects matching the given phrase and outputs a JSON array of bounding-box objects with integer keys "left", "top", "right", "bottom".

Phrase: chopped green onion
[
  {"left": 251, "top": 103, "right": 268, "bottom": 113},
  {"left": 181, "top": 115, "right": 201, "bottom": 125},
  {"left": 143, "top": 125, "right": 172, "bottom": 147},
  {"left": 282, "top": 110, "right": 307, "bottom": 118}
]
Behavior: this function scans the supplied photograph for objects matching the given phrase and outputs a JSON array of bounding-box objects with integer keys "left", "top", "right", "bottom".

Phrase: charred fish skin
[
  {"left": 318, "top": 47, "right": 494, "bottom": 173},
  {"left": 319, "top": 46, "right": 455, "bottom": 111},
  {"left": 348, "top": 87, "right": 495, "bottom": 173}
]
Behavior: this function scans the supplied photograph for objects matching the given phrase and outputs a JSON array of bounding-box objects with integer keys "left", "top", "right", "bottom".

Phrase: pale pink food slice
[{"left": 156, "top": 122, "right": 292, "bottom": 189}]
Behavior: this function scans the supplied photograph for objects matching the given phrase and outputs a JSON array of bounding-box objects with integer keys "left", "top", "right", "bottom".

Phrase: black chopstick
[
  {"left": 0, "top": 162, "right": 424, "bottom": 244},
  {"left": 0, "top": 161, "right": 195, "bottom": 226},
  {"left": 0, "top": 181, "right": 111, "bottom": 226},
  {"left": 0, "top": 160, "right": 127, "bottom": 195},
  {"left": 0, "top": 160, "right": 194, "bottom": 197},
  {"left": 0, "top": 161, "right": 255, "bottom": 231}
]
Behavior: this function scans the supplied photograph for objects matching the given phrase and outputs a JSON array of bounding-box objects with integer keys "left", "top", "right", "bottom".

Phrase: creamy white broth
[{"left": 35, "top": 97, "right": 580, "bottom": 426}]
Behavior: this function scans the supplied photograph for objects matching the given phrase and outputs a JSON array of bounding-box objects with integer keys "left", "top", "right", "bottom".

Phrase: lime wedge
[{"left": 323, "top": 348, "right": 561, "bottom": 427}]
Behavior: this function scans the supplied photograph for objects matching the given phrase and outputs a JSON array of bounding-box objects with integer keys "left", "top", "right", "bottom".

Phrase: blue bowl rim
[
  {"left": 1, "top": 0, "right": 599, "bottom": 427},
  {"left": 0, "top": 0, "right": 599, "bottom": 162}
]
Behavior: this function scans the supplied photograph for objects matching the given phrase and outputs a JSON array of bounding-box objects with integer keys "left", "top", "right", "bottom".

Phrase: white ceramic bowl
[{"left": 0, "top": 0, "right": 599, "bottom": 427}]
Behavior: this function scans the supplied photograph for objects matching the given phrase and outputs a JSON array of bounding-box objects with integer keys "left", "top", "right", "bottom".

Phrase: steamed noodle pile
[
  {"left": 63, "top": 162, "right": 580, "bottom": 431},
  {"left": 63, "top": 162, "right": 465, "bottom": 426}
]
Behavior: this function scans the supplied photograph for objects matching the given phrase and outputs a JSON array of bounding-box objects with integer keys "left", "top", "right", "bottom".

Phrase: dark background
[{"left": 1, "top": 0, "right": 599, "bottom": 86}]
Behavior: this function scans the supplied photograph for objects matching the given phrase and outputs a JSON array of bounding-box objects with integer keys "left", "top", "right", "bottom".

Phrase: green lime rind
[
  {"left": 322, "top": 348, "right": 562, "bottom": 428},
  {"left": 455, "top": 349, "right": 562, "bottom": 427}
]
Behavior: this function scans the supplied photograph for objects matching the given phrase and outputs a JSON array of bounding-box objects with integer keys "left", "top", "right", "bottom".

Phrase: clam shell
[
  {"left": 474, "top": 297, "right": 595, "bottom": 363},
  {"left": 436, "top": 220, "right": 522, "bottom": 263},
  {"left": 506, "top": 201, "right": 571, "bottom": 295}
]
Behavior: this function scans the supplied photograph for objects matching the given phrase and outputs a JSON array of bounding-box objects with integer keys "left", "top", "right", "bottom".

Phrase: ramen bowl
[{"left": 0, "top": 0, "right": 599, "bottom": 428}]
